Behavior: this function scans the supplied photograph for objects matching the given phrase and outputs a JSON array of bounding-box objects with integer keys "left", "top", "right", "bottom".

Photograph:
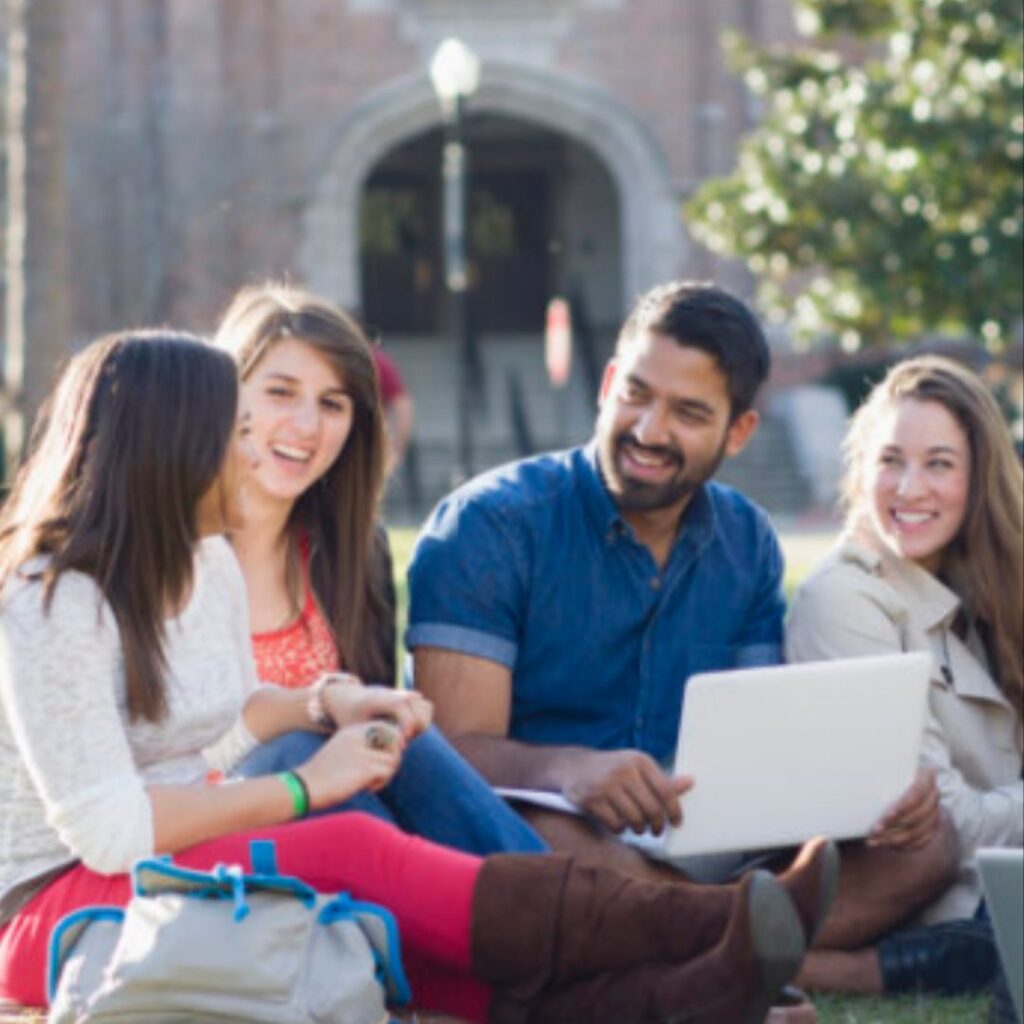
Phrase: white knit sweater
[{"left": 0, "top": 537, "right": 259, "bottom": 915}]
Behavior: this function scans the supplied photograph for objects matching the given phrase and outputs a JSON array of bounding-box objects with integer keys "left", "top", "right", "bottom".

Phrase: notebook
[{"left": 978, "top": 847, "right": 1023, "bottom": 1023}]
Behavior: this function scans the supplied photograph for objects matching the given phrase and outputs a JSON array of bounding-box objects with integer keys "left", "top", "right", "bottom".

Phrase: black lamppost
[{"left": 430, "top": 38, "right": 480, "bottom": 484}]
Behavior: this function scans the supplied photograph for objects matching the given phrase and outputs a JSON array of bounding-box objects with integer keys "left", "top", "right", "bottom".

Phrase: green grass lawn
[
  {"left": 816, "top": 994, "right": 987, "bottom": 1023},
  {"left": 388, "top": 525, "right": 990, "bottom": 1024}
]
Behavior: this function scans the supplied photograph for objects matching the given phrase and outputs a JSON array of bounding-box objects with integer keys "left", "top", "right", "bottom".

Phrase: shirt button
[{"left": 650, "top": 576, "right": 661, "bottom": 590}]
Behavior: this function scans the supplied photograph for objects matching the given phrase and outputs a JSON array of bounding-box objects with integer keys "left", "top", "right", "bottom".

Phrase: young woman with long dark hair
[{"left": 214, "top": 282, "right": 547, "bottom": 856}]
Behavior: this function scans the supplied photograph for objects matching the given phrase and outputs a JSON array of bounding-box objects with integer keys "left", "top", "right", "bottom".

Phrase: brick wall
[{"left": 59, "top": 0, "right": 797, "bottom": 337}]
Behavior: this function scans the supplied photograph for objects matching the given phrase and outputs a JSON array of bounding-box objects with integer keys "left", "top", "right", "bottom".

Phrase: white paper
[
  {"left": 495, "top": 787, "right": 669, "bottom": 853},
  {"left": 494, "top": 787, "right": 581, "bottom": 815}
]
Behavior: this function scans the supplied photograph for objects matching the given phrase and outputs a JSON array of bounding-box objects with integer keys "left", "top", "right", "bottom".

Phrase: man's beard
[{"left": 600, "top": 431, "right": 729, "bottom": 513}]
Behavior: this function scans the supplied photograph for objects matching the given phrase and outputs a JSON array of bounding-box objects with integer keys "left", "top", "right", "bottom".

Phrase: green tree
[{"left": 687, "top": 0, "right": 1024, "bottom": 350}]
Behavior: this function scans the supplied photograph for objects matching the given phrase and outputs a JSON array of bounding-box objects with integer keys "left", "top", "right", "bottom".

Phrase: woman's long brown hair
[
  {"left": 842, "top": 355, "right": 1024, "bottom": 721},
  {"left": 214, "top": 283, "right": 395, "bottom": 684},
  {"left": 0, "top": 332, "right": 239, "bottom": 721}
]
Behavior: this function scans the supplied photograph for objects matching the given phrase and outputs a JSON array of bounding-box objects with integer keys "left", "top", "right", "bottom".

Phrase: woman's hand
[
  {"left": 868, "top": 768, "right": 942, "bottom": 850},
  {"left": 319, "top": 674, "right": 433, "bottom": 739},
  {"left": 299, "top": 721, "right": 405, "bottom": 810}
]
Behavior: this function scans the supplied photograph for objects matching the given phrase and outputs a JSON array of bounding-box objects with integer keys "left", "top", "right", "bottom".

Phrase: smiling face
[
  {"left": 866, "top": 397, "right": 971, "bottom": 573},
  {"left": 241, "top": 337, "right": 354, "bottom": 507},
  {"left": 596, "top": 332, "right": 758, "bottom": 525}
]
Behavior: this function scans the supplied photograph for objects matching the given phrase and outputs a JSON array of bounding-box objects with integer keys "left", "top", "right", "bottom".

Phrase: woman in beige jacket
[{"left": 787, "top": 356, "right": 1022, "bottom": 999}]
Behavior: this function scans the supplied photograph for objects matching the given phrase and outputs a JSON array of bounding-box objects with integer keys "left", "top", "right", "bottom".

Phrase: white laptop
[
  {"left": 978, "top": 848, "right": 1024, "bottom": 1023},
  {"left": 618, "top": 652, "right": 932, "bottom": 857}
]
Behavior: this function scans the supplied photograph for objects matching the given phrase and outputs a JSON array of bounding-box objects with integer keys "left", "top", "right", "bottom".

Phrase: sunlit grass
[{"left": 817, "top": 993, "right": 986, "bottom": 1023}]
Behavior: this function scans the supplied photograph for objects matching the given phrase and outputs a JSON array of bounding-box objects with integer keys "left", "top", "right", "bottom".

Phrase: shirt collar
[
  {"left": 577, "top": 441, "right": 623, "bottom": 536},
  {"left": 576, "top": 441, "right": 716, "bottom": 555},
  {"left": 842, "top": 518, "right": 960, "bottom": 630}
]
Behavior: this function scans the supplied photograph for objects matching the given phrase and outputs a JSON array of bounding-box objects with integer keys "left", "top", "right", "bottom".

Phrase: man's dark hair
[{"left": 616, "top": 281, "right": 771, "bottom": 417}]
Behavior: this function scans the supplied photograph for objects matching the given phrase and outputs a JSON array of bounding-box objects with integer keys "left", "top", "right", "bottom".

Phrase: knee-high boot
[
  {"left": 477, "top": 870, "right": 807, "bottom": 1024},
  {"left": 470, "top": 837, "right": 837, "bottom": 1000},
  {"left": 777, "top": 836, "right": 841, "bottom": 945},
  {"left": 470, "top": 852, "right": 729, "bottom": 1004}
]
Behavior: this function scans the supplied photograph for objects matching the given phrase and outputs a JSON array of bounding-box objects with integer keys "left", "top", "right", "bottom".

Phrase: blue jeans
[{"left": 235, "top": 725, "right": 548, "bottom": 856}]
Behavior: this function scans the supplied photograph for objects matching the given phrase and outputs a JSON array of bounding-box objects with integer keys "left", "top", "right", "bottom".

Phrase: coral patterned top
[{"left": 250, "top": 545, "right": 340, "bottom": 689}]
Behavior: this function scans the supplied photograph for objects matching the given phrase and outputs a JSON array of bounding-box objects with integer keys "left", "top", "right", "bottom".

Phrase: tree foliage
[{"left": 687, "top": 0, "right": 1024, "bottom": 350}]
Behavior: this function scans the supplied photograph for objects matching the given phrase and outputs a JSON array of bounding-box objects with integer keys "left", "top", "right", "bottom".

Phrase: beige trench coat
[{"left": 786, "top": 526, "right": 1023, "bottom": 924}]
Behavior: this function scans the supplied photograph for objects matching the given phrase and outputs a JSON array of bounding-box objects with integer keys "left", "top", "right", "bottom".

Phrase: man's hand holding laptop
[
  {"left": 561, "top": 748, "right": 694, "bottom": 836},
  {"left": 559, "top": 750, "right": 941, "bottom": 854},
  {"left": 501, "top": 656, "right": 939, "bottom": 859}
]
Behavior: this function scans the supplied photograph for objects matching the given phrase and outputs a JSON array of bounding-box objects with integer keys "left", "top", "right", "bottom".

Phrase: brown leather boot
[
  {"left": 488, "top": 870, "right": 807, "bottom": 1024},
  {"left": 469, "top": 853, "right": 733, "bottom": 998},
  {"left": 776, "top": 837, "right": 840, "bottom": 945},
  {"left": 551, "top": 857, "right": 741, "bottom": 980},
  {"left": 646, "top": 871, "right": 808, "bottom": 1024},
  {"left": 471, "top": 839, "right": 838, "bottom": 994},
  {"left": 471, "top": 854, "right": 813, "bottom": 1023}
]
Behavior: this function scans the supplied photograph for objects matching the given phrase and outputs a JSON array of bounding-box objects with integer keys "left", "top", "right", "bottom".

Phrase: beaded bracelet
[{"left": 278, "top": 770, "right": 310, "bottom": 818}]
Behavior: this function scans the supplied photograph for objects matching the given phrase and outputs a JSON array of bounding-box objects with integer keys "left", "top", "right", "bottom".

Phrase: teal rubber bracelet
[{"left": 279, "top": 770, "right": 310, "bottom": 818}]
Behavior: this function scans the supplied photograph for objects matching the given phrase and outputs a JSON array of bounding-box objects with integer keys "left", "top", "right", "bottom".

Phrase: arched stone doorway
[
  {"left": 300, "top": 61, "right": 685, "bottom": 318},
  {"left": 300, "top": 63, "right": 686, "bottom": 511},
  {"left": 358, "top": 115, "right": 623, "bottom": 341}
]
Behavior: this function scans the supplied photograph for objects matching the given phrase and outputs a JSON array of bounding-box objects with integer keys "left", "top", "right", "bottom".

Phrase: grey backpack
[{"left": 46, "top": 839, "right": 410, "bottom": 1023}]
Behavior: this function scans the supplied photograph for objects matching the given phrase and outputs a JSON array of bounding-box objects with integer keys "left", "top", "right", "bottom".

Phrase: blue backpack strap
[
  {"left": 247, "top": 839, "right": 317, "bottom": 906},
  {"left": 214, "top": 864, "right": 250, "bottom": 921},
  {"left": 133, "top": 847, "right": 318, "bottom": 910},
  {"left": 47, "top": 906, "right": 124, "bottom": 1001},
  {"left": 249, "top": 838, "right": 278, "bottom": 876},
  {"left": 319, "top": 894, "right": 412, "bottom": 1007},
  {"left": 133, "top": 857, "right": 229, "bottom": 899}
]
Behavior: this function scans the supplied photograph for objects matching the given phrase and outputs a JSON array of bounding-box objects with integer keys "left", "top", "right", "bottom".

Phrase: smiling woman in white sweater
[{"left": 0, "top": 328, "right": 827, "bottom": 1023}]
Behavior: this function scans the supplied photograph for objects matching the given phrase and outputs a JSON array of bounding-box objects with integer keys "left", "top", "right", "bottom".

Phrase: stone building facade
[
  {"left": 19, "top": 0, "right": 812, "bottom": 508},
  {"left": 59, "top": 0, "right": 798, "bottom": 335}
]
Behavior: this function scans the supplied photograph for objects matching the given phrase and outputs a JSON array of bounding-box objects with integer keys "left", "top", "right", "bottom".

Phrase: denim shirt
[{"left": 407, "top": 444, "right": 785, "bottom": 763}]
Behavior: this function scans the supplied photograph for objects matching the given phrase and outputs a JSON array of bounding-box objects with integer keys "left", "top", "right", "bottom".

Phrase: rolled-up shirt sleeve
[
  {"left": 0, "top": 573, "right": 154, "bottom": 875},
  {"left": 202, "top": 715, "right": 258, "bottom": 774},
  {"left": 406, "top": 495, "right": 526, "bottom": 669}
]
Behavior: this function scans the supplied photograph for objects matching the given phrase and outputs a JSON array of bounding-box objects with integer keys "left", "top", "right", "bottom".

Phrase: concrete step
[
  {"left": 715, "top": 413, "right": 813, "bottom": 515},
  {"left": 381, "top": 334, "right": 812, "bottom": 523}
]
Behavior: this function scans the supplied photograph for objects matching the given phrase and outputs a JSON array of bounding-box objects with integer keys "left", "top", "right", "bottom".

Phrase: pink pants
[{"left": 0, "top": 812, "right": 493, "bottom": 1021}]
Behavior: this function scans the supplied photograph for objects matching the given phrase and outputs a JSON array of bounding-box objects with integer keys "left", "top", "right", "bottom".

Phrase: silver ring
[{"left": 365, "top": 723, "right": 395, "bottom": 751}]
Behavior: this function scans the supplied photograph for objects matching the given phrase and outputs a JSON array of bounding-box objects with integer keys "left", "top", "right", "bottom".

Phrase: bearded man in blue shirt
[{"left": 408, "top": 281, "right": 958, "bottom": 995}]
